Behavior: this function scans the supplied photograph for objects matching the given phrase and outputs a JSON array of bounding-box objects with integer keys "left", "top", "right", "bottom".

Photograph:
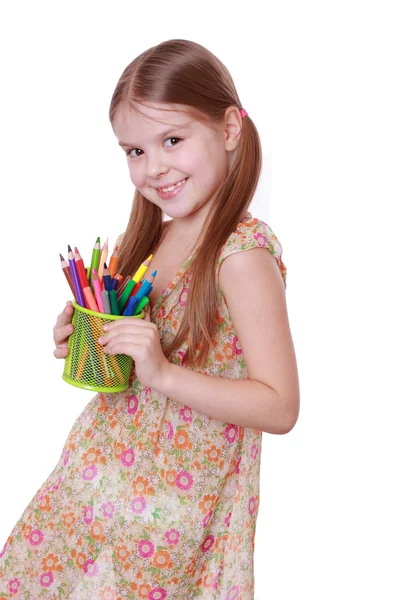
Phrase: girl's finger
[
  {"left": 54, "top": 323, "right": 74, "bottom": 345},
  {"left": 104, "top": 334, "right": 148, "bottom": 355}
]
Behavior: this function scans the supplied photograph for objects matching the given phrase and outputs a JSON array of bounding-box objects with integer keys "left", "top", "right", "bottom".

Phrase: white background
[{"left": 0, "top": 1, "right": 399, "bottom": 598}]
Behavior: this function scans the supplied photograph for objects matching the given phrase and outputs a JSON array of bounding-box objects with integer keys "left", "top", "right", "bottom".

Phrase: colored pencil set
[{"left": 59, "top": 237, "right": 157, "bottom": 316}]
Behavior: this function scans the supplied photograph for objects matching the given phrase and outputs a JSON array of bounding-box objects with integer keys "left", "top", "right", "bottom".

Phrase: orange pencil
[
  {"left": 83, "top": 286, "right": 99, "bottom": 312},
  {"left": 108, "top": 244, "right": 119, "bottom": 278}
]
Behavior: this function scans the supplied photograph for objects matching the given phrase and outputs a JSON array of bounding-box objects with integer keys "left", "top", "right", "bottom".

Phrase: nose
[{"left": 146, "top": 149, "right": 169, "bottom": 181}]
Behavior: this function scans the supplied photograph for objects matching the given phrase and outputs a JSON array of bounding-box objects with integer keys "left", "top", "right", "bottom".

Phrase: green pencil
[{"left": 88, "top": 236, "right": 101, "bottom": 289}]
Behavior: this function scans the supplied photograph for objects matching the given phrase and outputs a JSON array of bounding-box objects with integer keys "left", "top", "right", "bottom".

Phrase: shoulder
[{"left": 217, "top": 212, "right": 287, "bottom": 288}]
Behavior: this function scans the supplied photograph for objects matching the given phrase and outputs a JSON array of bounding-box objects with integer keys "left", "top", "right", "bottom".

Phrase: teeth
[{"left": 160, "top": 178, "right": 187, "bottom": 192}]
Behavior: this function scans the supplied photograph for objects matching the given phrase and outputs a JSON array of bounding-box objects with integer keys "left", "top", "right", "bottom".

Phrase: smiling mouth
[{"left": 157, "top": 178, "right": 188, "bottom": 192}]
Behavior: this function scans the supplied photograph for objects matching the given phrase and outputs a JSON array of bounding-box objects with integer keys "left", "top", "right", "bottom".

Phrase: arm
[{"left": 155, "top": 248, "right": 300, "bottom": 434}]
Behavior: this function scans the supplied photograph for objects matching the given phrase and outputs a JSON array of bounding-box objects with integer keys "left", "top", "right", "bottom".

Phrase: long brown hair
[{"left": 109, "top": 39, "right": 262, "bottom": 368}]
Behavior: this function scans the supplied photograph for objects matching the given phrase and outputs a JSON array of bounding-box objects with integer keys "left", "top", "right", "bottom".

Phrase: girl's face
[{"left": 112, "top": 101, "right": 234, "bottom": 226}]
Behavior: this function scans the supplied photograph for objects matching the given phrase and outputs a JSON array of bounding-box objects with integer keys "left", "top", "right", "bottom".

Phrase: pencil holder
[{"left": 62, "top": 302, "right": 144, "bottom": 393}]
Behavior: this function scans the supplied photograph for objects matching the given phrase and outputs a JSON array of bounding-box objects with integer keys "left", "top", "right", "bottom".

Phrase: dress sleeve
[{"left": 216, "top": 214, "right": 287, "bottom": 289}]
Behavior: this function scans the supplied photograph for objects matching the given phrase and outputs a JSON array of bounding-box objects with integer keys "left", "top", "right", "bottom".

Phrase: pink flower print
[
  {"left": 211, "top": 573, "right": 220, "bottom": 589},
  {"left": 232, "top": 335, "right": 243, "bottom": 356},
  {"left": 149, "top": 588, "right": 167, "bottom": 600},
  {"left": 226, "top": 585, "right": 240, "bottom": 600},
  {"left": 8, "top": 578, "right": 22, "bottom": 594},
  {"left": 234, "top": 456, "right": 241, "bottom": 474},
  {"left": 84, "top": 505, "right": 94, "bottom": 525},
  {"left": 138, "top": 539, "right": 155, "bottom": 558},
  {"left": 176, "top": 470, "right": 193, "bottom": 491},
  {"left": 131, "top": 496, "right": 146, "bottom": 515},
  {"left": 248, "top": 496, "right": 257, "bottom": 515},
  {"left": 39, "top": 571, "right": 54, "bottom": 588},
  {"left": 63, "top": 449, "right": 70, "bottom": 465},
  {"left": 0, "top": 542, "right": 7, "bottom": 558},
  {"left": 165, "top": 528, "right": 180, "bottom": 546},
  {"left": 201, "top": 534, "right": 215, "bottom": 553},
  {"left": 127, "top": 394, "right": 139, "bottom": 414},
  {"left": 162, "top": 420, "right": 173, "bottom": 440},
  {"left": 52, "top": 476, "right": 63, "bottom": 491},
  {"left": 178, "top": 286, "right": 189, "bottom": 307},
  {"left": 250, "top": 443, "right": 259, "bottom": 460},
  {"left": 82, "top": 464, "right": 98, "bottom": 481},
  {"left": 202, "top": 511, "right": 213, "bottom": 529},
  {"left": 177, "top": 349, "right": 188, "bottom": 366},
  {"left": 29, "top": 529, "right": 44, "bottom": 546},
  {"left": 224, "top": 511, "right": 232, "bottom": 527},
  {"left": 83, "top": 559, "right": 99, "bottom": 577},
  {"left": 180, "top": 406, "right": 193, "bottom": 423},
  {"left": 101, "top": 501, "right": 116, "bottom": 519},
  {"left": 38, "top": 486, "right": 52, "bottom": 501},
  {"left": 254, "top": 232, "right": 268, "bottom": 247},
  {"left": 120, "top": 448, "right": 135, "bottom": 467},
  {"left": 224, "top": 424, "right": 239, "bottom": 444}
]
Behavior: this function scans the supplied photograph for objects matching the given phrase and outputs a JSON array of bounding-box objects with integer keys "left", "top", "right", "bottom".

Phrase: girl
[{"left": 0, "top": 39, "right": 300, "bottom": 599}]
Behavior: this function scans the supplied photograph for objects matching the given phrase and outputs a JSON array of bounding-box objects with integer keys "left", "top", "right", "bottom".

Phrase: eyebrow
[{"left": 118, "top": 124, "right": 191, "bottom": 147}]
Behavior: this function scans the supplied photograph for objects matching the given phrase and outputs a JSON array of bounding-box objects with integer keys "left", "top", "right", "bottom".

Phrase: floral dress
[{"left": 0, "top": 212, "right": 287, "bottom": 600}]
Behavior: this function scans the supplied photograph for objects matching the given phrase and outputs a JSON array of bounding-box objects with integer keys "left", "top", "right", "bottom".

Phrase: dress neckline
[
  {"left": 150, "top": 220, "right": 199, "bottom": 316},
  {"left": 150, "top": 211, "right": 252, "bottom": 316}
]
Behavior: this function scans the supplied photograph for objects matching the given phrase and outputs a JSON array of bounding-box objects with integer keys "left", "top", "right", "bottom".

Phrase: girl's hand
[
  {"left": 97, "top": 310, "right": 170, "bottom": 390},
  {"left": 53, "top": 301, "right": 74, "bottom": 359}
]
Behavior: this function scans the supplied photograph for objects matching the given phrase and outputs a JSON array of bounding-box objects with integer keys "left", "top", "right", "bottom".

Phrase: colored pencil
[
  {"left": 74, "top": 246, "right": 90, "bottom": 291},
  {"left": 98, "top": 237, "right": 109, "bottom": 282},
  {"left": 59, "top": 254, "right": 76, "bottom": 298},
  {"left": 101, "top": 289, "right": 111, "bottom": 314},
  {"left": 102, "top": 264, "right": 113, "bottom": 292},
  {"left": 92, "top": 269, "right": 104, "bottom": 313},
  {"left": 67, "top": 245, "right": 86, "bottom": 307},
  {"left": 123, "top": 296, "right": 139, "bottom": 316},
  {"left": 132, "top": 270, "right": 157, "bottom": 303},
  {"left": 116, "top": 275, "right": 131, "bottom": 300},
  {"left": 132, "top": 255, "right": 153, "bottom": 285},
  {"left": 109, "top": 290, "right": 120, "bottom": 315},
  {"left": 130, "top": 281, "right": 142, "bottom": 297},
  {"left": 118, "top": 278, "right": 137, "bottom": 312},
  {"left": 109, "top": 244, "right": 119, "bottom": 278},
  {"left": 83, "top": 286, "right": 99, "bottom": 312},
  {"left": 134, "top": 295, "right": 150, "bottom": 315},
  {"left": 88, "top": 236, "right": 101, "bottom": 288}
]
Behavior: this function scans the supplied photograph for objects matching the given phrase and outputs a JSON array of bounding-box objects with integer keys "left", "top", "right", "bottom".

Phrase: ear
[{"left": 223, "top": 106, "right": 242, "bottom": 152}]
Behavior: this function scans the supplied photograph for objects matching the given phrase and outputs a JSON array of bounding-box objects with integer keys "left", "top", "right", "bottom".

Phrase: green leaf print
[
  {"left": 179, "top": 495, "right": 187, "bottom": 505},
  {"left": 152, "top": 508, "right": 161, "bottom": 520},
  {"left": 57, "top": 583, "right": 67, "bottom": 597},
  {"left": 85, "top": 534, "right": 95, "bottom": 548}
]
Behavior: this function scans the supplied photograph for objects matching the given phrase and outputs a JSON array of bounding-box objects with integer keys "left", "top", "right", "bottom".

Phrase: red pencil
[
  {"left": 74, "top": 246, "right": 90, "bottom": 291},
  {"left": 59, "top": 253, "right": 76, "bottom": 298}
]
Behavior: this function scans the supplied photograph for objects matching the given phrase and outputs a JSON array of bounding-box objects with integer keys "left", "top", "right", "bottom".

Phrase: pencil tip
[
  {"left": 67, "top": 244, "right": 72, "bottom": 252},
  {"left": 59, "top": 253, "right": 64, "bottom": 261},
  {"left": 151, "top": 270, "right": 157, "bottom": 276},
  {"left": 96, "top": 236, "right": 100, "bottom": 243}
]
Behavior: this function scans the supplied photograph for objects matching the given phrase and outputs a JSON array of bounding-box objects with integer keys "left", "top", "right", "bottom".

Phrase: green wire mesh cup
[{"left": 62, "top": 302, "right": 144, "bottom": 393}]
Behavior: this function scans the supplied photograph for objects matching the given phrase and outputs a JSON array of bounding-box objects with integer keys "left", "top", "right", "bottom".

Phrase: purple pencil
[{"left": 67, "top": 245, "right": 86, "bottom": 307}]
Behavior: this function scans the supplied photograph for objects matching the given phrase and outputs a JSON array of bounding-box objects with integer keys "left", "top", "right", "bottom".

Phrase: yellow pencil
[{"left": 132, "top": 255, "right": 153, "bottom": 283}]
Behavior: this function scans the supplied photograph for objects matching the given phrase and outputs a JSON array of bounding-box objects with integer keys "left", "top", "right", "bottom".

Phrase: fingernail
[
  {"left": 98, "top": 336, "right": 104, "bottom": 344},
  {"left": 103, "top": 324, "right": 109, "bottom": 331}
]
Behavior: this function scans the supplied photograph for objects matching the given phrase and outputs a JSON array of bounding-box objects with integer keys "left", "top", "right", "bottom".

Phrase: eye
[
  {"left": 126, "top": 148, "right": 143, "bottom": 158},
  {"left": 165, "top": 137, "right": 182, "bottom": 147}
]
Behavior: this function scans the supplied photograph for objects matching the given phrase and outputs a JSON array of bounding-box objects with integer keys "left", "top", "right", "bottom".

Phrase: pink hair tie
[{"left": 240, "top": 108, "right": 248, "bottom": 119}]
